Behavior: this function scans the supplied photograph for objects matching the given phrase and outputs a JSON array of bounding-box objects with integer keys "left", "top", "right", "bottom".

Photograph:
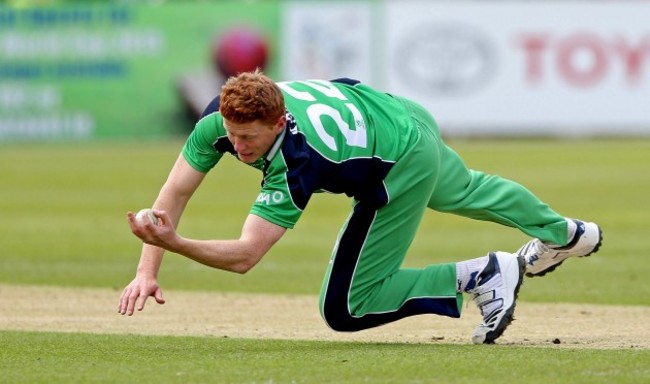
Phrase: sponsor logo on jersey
[{"left": 256, "top": 191, "right": 285, "bottom": 205}]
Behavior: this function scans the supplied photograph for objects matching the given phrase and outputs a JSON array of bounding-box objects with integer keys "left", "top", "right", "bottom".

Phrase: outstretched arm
[
  {"left": 128, "top": 211, "right": 287, "bottom": 274},
  {"left": 118, "top": 153, "right": 206, "bottom": 316},
  {"left": 119, "top": 154, "right": 288, "bottom": 316}
]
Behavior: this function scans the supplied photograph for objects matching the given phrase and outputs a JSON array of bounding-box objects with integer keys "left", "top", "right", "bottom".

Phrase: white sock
[
  {"left": 455, "top": 255, "right": 489, "bottom": 293},
  {"left": 566, "top": 219, "right": 578, "bottom": 245}
]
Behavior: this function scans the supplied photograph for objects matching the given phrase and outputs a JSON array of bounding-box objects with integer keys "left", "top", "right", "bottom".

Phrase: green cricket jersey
[{"left": 182, "top": 79, "right": 419, "bottom": 229}]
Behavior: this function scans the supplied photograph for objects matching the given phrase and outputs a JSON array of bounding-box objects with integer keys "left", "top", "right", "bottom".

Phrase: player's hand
[
  {"left": 118, "top": 275, "right": 165, "bottom": 316},
  {"left": 127, "top": 209, "right": 178, "bottom": 250}
]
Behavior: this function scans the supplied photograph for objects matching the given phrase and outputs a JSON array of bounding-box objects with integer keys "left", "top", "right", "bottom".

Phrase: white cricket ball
[{"left": 135, "top": 208, "right": 159, "bottom": 225}]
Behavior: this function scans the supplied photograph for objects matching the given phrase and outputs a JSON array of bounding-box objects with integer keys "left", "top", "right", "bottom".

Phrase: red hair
[{"left": 219, "top": 69, "right": 285, "bottom": 125}]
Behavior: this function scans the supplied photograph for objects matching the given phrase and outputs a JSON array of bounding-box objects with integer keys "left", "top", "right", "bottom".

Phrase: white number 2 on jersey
[{"left": 278, "top": 80, "right": 367, "bottom": 151}]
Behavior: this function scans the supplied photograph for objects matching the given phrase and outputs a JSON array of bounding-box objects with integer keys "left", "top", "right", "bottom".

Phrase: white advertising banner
[
  {"left": 281, "top": 2, "right": 374, "bottom": 83},
  {"left": 384, "top": 1, "right": 650, "bottom": 136}
]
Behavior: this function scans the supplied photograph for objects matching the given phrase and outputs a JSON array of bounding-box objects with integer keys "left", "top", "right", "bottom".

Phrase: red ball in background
[{"left": 214, "top": 28, "right": 269, "bottom": 78}]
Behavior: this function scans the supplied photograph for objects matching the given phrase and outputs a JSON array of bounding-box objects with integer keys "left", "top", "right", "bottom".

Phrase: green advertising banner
[{"left": 0, "top": 2, "right": 280, "bottom": 141}]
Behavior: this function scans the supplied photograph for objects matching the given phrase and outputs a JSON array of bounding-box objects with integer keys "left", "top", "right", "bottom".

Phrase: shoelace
[
  {"left": 518, "top": 239, "right": 550, "bottom": 259},
  {"left": 531, "top": 239, "right": 550, "bottom": 254}
]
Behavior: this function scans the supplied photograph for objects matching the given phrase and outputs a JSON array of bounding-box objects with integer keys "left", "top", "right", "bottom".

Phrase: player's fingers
[
  {"left": 126, "top": 290, "right": 140, "bottom": 316},
  {"left": 118, "top": 287, "right": 132, "bottom": 314},
  {"left": 126, "top": 212, "right": 137, "bottom": 227},
  {"left": 137, "top": 294, "right": 149, "bottom": 311},
  {"left": 118, "top": 289, "right": 127, "bottom": 313},
  {"left": 127, "top": 211, "right": 152, "bottom": 233},
  {"left": 154, "top": 287, "right": 166, "bottom": 305},
  {"left": 151, "top": 209, "right": 167, "bottom": 226},
  {"left": 126, "top": 214, "right": 141, "bottom": 234}
]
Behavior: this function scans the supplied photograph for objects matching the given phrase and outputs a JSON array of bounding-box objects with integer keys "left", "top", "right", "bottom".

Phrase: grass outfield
[
  {"left": 1, "top": 139, "right": 649, "bottom": 382},
  {"left": 2, "top": 331, "right": 649, "bottom": 384},
  {"left": 0, "top": 139, "right": 647, "bottom": 304}
]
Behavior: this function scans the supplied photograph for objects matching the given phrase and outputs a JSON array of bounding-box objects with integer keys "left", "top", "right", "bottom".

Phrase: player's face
[{"left": 223, "top": 116, "right": 285, "bottom": 164}]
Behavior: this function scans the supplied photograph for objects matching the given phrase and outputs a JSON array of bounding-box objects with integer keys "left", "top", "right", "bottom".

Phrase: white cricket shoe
[
  {"left": 468, "top": 252, "right": 525, "bottom": 344},
  {"left": 518, "top": 219, "right": 602, "bottom": 278}
]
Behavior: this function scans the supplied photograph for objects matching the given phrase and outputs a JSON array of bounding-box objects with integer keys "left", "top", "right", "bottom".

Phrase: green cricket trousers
[{"left": 319, "top": 96, "right": 568, "bottom": 332}]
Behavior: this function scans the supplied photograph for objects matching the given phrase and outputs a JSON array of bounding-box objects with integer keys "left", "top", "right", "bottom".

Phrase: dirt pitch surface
[{"left": 1, "top": 284, "right": 648, "bottom": 349}]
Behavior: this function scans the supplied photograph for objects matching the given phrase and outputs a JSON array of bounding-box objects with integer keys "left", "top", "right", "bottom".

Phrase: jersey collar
[{"left": 265, "top": 124, "right": 286, "bottom": 162}]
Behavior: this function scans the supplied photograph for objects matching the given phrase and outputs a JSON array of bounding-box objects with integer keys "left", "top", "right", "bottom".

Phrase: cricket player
[{"left": 119, "top": 70, "right": 602, "bottom": 344}]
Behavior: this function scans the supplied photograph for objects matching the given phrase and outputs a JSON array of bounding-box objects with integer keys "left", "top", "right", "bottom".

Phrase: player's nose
[{"left": 233, "top": 138, "right": 246, "bottom": 153}]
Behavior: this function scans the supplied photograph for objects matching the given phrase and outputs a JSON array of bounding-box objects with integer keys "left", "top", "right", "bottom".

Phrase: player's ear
[{"left": 273, "top": 115, "right": 286, "bottom": 133}]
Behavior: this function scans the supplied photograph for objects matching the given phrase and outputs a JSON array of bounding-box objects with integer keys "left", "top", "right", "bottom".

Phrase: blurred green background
[{"left": 0, "top": 1, "right": 281, "bottom": 140}]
